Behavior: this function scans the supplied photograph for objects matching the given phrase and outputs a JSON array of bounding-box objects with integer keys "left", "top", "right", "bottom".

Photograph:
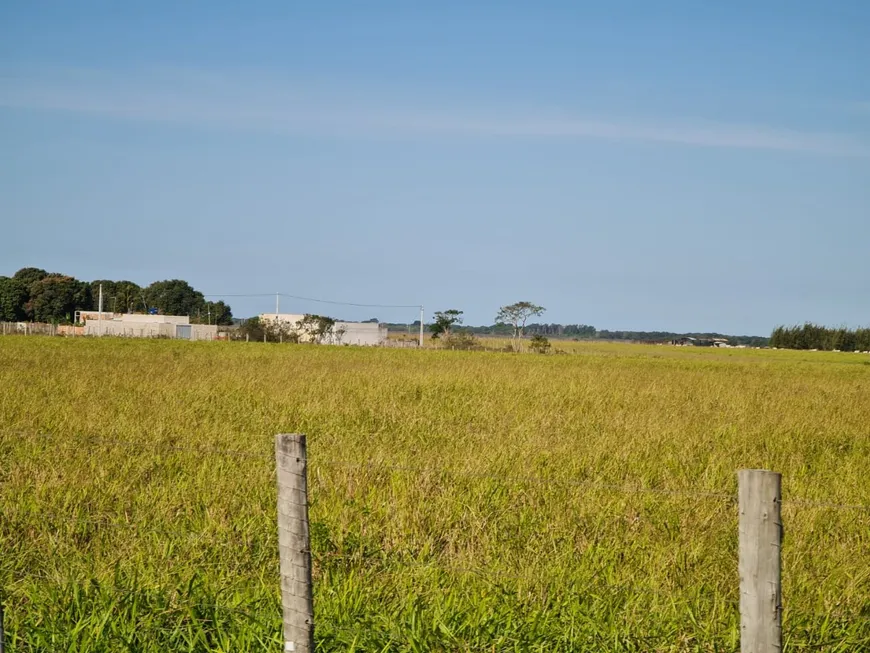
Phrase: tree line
[
  {"left": 423, "top": 303, "right": 774, "bottom": 352},
  {"left": 0, "top": 267, "right": 232, "bottom": 325},
  {"left": 770, "top": 324, "right": 870, "bottom": 351},
  {"left": 455, "top": 322, "right": 597, "bottom": 338},
  {"left": 392, "top": 304, "right": 769, "bottom": 347},
  {"left": 594, "top": 330, "right": 769, "bottom": 347}
]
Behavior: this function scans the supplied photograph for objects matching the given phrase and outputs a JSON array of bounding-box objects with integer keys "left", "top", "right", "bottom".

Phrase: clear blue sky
[{"left": 1, "top": 2, "right": 868, "bottom": 335}]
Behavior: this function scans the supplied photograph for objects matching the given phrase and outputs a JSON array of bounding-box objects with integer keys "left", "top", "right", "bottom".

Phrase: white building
[
  {"left": 260, "top": 313, "right": 388, "bottom": 346},
  {"left": 84, "top": 313, "right": 218, "bottom": 340}
]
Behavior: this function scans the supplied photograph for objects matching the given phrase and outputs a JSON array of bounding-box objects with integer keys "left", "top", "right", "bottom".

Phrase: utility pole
[
  {"left": 419, "top": 305, "right": 424, "bottom": 348},
  {"left": 276, "top": 293, "right": 280, "bottom": 316},
  {"left": 98, "top": 284, "right": 103, "bottom": 336}
]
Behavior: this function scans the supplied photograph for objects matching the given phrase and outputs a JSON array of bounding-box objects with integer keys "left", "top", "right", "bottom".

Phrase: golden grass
[{"left": 1, "top": 337, "right": 868, "bottom": 651}]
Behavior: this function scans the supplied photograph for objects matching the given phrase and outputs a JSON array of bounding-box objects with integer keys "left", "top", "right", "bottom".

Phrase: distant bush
[
  {"left": 442, "top": 331, "right": 481, "bottom": 351},
  {"left": 529, "top": 334, "right": 551, "bottom": 354}
]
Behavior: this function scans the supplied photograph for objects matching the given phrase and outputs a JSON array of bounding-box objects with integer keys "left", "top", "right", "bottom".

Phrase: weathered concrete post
[
  {"left": 738, "top": 469, "right": 782, "bottom": 653},
  {"left": 275, "top": 434, "right": 314, "bottom": 652},
  {"left": 0, "top": 602, "right": 6, "bottom": 653}
]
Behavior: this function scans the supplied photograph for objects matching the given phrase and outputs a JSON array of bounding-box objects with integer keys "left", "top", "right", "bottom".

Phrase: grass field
[{"left": 1, "top": 337, "right": 869, "bottom": 652}]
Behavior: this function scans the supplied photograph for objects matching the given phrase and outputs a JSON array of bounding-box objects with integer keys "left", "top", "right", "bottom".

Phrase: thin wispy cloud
[{"left": 1, "top": 66, "right": 867, "bottom": 157}]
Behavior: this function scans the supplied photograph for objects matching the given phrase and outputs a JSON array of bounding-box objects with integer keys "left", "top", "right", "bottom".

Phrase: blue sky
[{"left": 1, "top": 2, "right": 867, "bottom": 334}]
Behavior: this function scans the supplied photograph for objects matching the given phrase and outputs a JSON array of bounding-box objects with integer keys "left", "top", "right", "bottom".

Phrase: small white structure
[
  {"left": 260, "top": 313, "right": 388, "bottom": 346},
  {"left": 84, "top": 313, "right": 218, "bottom": 340}
]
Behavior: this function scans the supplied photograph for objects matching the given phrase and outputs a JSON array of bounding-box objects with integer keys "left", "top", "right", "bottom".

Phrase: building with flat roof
[{"left": 84, "top": 313, "right": 217, "bottom": 340}]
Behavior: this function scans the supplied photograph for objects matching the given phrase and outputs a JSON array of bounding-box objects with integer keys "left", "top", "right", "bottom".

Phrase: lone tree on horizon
[
  {"left": 430, "top": 309, "right": 463, "bottom": 339},
  {"left": 496, "top": 301, "right": 545, "bottom": 346}
]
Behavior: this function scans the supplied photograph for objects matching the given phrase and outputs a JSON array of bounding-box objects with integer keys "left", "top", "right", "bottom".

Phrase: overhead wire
[{"left": 202, "top": 291, "right": 420, "bottom": 309}]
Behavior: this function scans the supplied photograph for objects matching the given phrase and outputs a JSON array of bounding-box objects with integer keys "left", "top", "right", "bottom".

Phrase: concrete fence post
[
  {"left": 275, "top": 434, "right": 314, "bottom": 652},
  {"left": 0, "top": 601, "right": 6, "bottom": 653},
  {"left": 738, "top": 469, "right": 782, "bottom": 653}
]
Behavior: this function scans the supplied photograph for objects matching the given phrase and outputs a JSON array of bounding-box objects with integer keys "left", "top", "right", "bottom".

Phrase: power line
[
  {"left": 202, "top": 293, "right": 275, "bottom": 298},
  {"left": 201, "top": 292, "right": 420, "bottom": 310},
  {"left": 278, "top": 293, "right": 420, "bottom": 310}
]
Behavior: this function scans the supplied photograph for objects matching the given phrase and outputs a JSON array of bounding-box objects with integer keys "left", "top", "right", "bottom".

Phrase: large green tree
[
  {"left": 144, "top": 280, "right": 205, "bottom": 317},
  {"left": 28, "top": 275, "right": 91, "bottom": 323},
  {"left": 429, "top": 309, "right": 463, "bottom": 339},
  {"left": 13, "top": 267, "right": 48, "bottom": 290},
  {"left": 190, "top": 300, "right": 234, "bottom": 325},
  {"left": 0, "top": 276, "right": 27, "bottom": 321},
  {"left": 89, "top": 280, "right": 143, "bottom": 314},
  {"left": 2, "top": 269, "right": 235, "bottom": 324},
  {"left": 495, "top": 301, "right": 546, "bottom": 342},
  {"left": 206, "top": 300, "right": 233, "bottom": 326}
]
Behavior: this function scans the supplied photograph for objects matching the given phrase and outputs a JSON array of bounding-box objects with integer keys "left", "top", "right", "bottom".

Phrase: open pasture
[{"left": 1, "top": 338, "right": 868, "bottom": 651}]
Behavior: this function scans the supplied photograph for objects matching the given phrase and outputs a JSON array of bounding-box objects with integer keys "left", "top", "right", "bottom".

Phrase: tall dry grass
[{"left": 0, "top": 337, "right": 868, "bottom": 651}]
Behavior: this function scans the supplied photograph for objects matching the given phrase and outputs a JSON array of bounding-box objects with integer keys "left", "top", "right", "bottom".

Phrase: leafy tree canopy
[
  {"left": 495, "top": 301, "right": 546, "bottom": 339},
  {"left": 89, "top": 280, "right": 143, "bottom": 314},
  {"left": 28, "top": 275, "right": 91, "bottom": 323},
  {"left": 145, "top": 280, "right": 206, "bottom": 317},
  {"left": 13, "top": 267, "right": 48, "bottom": 290},
  {"left": 430, "top": 309, "right": 463, "bottom": 339},
  {"left": 0, "top": 268, "right": 232, "bottom": 325},
  {"left": 205, "top": 300, "right": 234, "bottom": 326},
  {"left": 296, "top": 314, "right": 337, "bottom": 343},
  {"left": 0, "top": 276, "right": 27, "bottom": 321}
]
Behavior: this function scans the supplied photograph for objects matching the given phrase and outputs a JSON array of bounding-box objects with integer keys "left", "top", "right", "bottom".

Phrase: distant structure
[
  {"left": 671, "top": 336, "right": 731, "bottom": 348},
  {"left": 83, "top": 313, "right": 218, "bottom": 340},
  {"left": 260, "top": 313, "right": 388, "bottom": 346},
  {"left": 75, "top": 310, "right": 116, "bottom": 323}
]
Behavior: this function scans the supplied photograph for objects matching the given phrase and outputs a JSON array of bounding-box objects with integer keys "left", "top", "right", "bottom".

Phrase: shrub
[
  {"left": 441, "top": 331, "right": 481, "bottom": 351},
  {"left": 529, "top": 334, "right": 551, "bottom": 354}
]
